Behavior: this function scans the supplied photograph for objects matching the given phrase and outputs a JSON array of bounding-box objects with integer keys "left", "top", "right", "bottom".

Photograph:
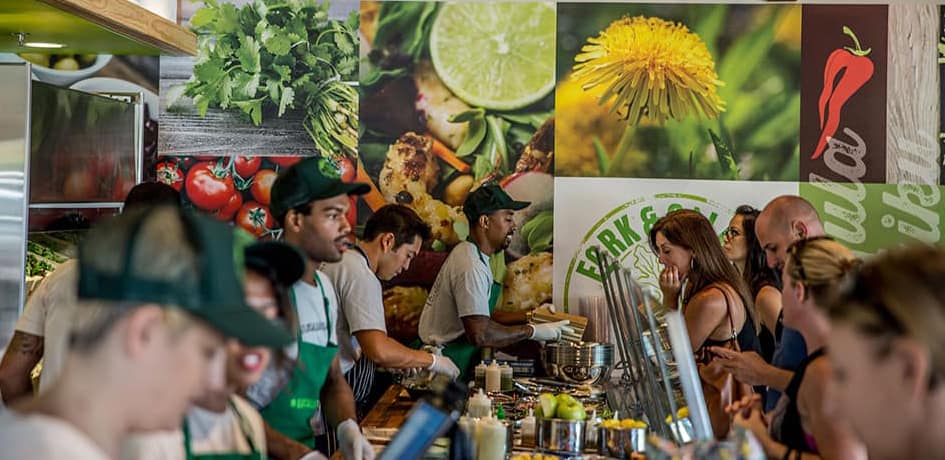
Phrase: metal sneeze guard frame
[{"left": 591, "top": 245, "right": 714, "bottom": 444}]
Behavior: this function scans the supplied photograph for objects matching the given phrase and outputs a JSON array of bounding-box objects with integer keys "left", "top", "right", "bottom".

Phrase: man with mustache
[
  {"left": 261, "top": 157, "right": 373, "bottom": 460},
  {"left": 418, "top": 184, "right": 572, "bottom": 380},
  {"left": 324, "top": 205, "right": 460, "bottom": 419}
]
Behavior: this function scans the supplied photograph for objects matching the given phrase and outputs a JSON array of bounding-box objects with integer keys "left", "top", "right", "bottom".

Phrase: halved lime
[{"left": 430, "top": 2, "right": 556, "bottom": 111}]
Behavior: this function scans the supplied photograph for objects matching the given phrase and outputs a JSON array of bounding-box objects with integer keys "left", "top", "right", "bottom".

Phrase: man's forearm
[
  {"left": 764, "top": 365, "right": 793, "bottom": 392},
  {"left": 0, "top": 331, "right": 43, "bottom": 404},
  {"left": 364, "top": 337, "right": 433, "bottom": 370},
  {"left": 471, "top": 323, "right": 532, "bottom": 349},
  {"left": 263, "top": 420, "right": 311, "bottom": 460},
  {"left": 321, "top": 360, "right": 358, "bottom": 427},
  {"left": 491, "top": 309, "right": 527, "bottom": 325}
]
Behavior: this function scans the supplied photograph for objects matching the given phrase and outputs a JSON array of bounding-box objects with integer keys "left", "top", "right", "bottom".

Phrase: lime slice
[{"left": 430, "top": 2, "right": 556, "bottom": 111}]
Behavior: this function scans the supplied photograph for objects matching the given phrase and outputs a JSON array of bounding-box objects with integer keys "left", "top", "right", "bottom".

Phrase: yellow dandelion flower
[{"left": 572, "top": 16, "right": 725, "bottom": 125}]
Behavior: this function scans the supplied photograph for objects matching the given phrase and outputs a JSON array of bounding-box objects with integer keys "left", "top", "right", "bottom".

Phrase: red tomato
[
  {"left": 236, "top": 202, "right": 274, "bottom": 238},
  {"left": 336, "top": 156, "right": 356, "bottom": 183},
  {"left": 63, "top": 170, "right": 97, "bottom": 201},
  {"left": 346, "top": 196, "right": 358, "bottom": 230},
  {"left": 156, "top": 161, "right": 184, "bottom": 191},
  {"left": 185, "top": 162, "right": 235, "bottom": 211},
  {"left": 268, "top": 156, "right": 302, "bottom": 168},
  {"left": 251, "top": 169, "right": 277, "bottom": 205},
  {"left": 212, "top": 192, "right": 243, "bottom": 222},
  {"left": 234, "top": 156, "right": 262, "bottom": 178}
]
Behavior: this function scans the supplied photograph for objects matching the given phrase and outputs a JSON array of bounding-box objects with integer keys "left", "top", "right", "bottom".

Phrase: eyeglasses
[
  {"left": 721, "top": 227, "right": 741, "bottom": 241},
  {"left": 786, "top": 235, "right": 835, "bottom": 282}
]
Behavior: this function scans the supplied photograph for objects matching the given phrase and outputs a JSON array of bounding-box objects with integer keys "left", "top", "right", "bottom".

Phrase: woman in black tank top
[
  {"left": 722, "top": 206, "right": 783, "bottom": 363},
  {"left": 733, "top": 237, "right": 866, "bottom": 460}
]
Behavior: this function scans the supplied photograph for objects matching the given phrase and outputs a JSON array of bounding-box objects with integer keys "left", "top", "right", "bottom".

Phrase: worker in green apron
[
  {"left": 417, "top": 184, "right": 573, "bottom": 380},
  {"left": 260, "top": 157, "right": 375, "bottom": 460}
]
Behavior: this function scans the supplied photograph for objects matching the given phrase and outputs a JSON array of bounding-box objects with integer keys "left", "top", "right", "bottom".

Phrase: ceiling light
[{"left": 23, "top": 42, "right": 65, "bottom": 49}]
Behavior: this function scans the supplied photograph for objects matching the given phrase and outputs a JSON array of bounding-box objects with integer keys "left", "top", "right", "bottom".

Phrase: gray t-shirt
[
  {"left": 322, "top": 249, "right": 386, "bottom": 374},
  {"left": 418, "top": 241, "right": 492, "bottom": 345}
]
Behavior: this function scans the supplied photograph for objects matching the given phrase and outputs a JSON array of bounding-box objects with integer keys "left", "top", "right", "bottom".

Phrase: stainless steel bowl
[
  {"left": 599, "top": 427, "right": 646, "bottom": 458},
  {"left": 537, "top": 418, "right": 585, "bottom": 454},
  {"left": 541, "top": 342, "right": 614, "bottom": 385}
]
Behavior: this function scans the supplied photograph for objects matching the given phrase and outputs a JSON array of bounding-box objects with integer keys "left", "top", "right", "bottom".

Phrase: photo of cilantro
[{"left": 183, "top": 0, "right": 359, "bottom": 157}]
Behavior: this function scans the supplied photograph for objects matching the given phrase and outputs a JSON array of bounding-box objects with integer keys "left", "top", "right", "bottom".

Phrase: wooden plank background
[
  {"left": 158, "top": 55, "right": 317, "bottom": 157},
  {"left": 886, "top": 4, "right": 941, "bottom": 185}
]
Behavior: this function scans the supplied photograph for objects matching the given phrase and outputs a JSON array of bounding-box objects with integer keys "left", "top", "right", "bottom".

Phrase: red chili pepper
[{"left": 812, "top": 26, "right": 874, "bottom": 160}]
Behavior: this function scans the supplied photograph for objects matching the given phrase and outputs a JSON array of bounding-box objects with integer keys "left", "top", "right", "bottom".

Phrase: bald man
[{"left": 710, "top": 195, "right": 821, "bottom": 411}]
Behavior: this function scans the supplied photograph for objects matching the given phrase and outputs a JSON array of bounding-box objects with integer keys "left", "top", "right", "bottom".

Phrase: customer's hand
[
  {"left": 428, "top": 353, "right": 460, "bottom": 379},
  {"left": 529, "top": 320, "right": 572, "bottom": 342},
  {"left": 709, "top": 348, "right": 772, "bottom": 387},
  {"left": 659, "top": 266, "right": 682, "bottom": 309},
  {"left": 337, "top": 419, "right": 375, "bottom": 460}
]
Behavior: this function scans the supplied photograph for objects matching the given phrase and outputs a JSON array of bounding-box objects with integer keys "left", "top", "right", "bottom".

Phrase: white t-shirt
[
  {"left": 15, "top": 260, "right": 79, "bottom": 393},
  {"left": 0, "top": 408, "right": 109, "bottom": 459},
  {"left": 322, "top": 249, "right": 386, "bottom": 374},
  {"left": 293, "top": 271, "right": 340, "bottom": 347},
  {"left": 121, "top": 395, "right": 266, "bottom": 460},
  {"left": 418, "top": 242, "right": 493, "bottom": 345}
]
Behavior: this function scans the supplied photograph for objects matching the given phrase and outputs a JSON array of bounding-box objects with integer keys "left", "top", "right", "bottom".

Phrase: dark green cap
[
  {"left": 77, "top": 206, "right": 294, "bottom": 348},
  {"left": 270, "top": 156, "right": 370, "bottom": 221},
  {"left": 462, "top": 184, "right": 530, "bottom": 222}
]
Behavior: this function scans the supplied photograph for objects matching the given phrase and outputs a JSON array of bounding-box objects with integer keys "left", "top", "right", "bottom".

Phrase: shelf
[{"left": 0, "top": 0, "right": 196, "bottom": 56}]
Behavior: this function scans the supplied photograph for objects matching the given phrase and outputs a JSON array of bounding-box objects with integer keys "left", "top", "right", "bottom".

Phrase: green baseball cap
[
  {"left": 77, "top": 206, "right": 294, "bottom": 348},
  {"left": 270, "top": 156, "right": 370, "bottom": 221},
  {"left": 463, "top": 184, "right": 530, "bottom": 222}
]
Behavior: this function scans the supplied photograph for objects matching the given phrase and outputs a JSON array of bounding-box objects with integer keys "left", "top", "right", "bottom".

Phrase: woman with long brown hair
[{"left": 649, "top": 209, "right": 760, "bottom": 437}]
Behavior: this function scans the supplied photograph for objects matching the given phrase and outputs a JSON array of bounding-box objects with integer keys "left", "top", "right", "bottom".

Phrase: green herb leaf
[
  {"left": 278, "top": 86, "right": 295, "bottom": 116},
  {"left": 237, "top": 35, "right": 261, "bottom": 73},
  {"left": 190, "top": 6, "right": 217, "bottom": 30},
  {"left": 521, "top": 210, "right": 553, "bottom": 254},
  {"left": 262, "top": 27, "right": 292, "bottom": 56}
]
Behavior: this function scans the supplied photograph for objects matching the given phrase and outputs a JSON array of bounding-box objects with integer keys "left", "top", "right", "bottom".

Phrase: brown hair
[
  {"left": 649, "top": 209, "right": 757, "bottom": 331},
  {"left": 784, "top": 236, "right": 859, "bottom": 306},
  {"left": 362, "top": 204, "right": 432, "bottom": 247},
  {"left": 827, "top": 244, "right": 945, "bottom": 388}
]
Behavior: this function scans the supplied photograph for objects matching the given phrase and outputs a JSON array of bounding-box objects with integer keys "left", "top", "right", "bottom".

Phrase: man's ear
[
  {"left": 380, "top": 232, "right": 396, "bottom": 252},
  {"left": 284, "top": 210, "right": 303, "bottom": 234},
  {"left": 123, "top": 306, "right": 164, "bottom": 358},
  {"left": 478, "top": 215, "right": 490, "bottom": 230},
  {"left": 792, "top": 220, "right": 809, "bottom": 240}
]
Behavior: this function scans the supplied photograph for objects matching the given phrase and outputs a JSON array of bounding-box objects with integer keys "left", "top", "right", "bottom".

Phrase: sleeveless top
[
  {"left": 699, "top": 286, "right": 760, "bottom": 354},
  {"left": 772, "top": 347, "right": 827, "bottom": 454}
]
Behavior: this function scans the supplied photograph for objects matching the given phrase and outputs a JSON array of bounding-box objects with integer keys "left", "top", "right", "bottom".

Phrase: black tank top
[{"left": 779, "top": 347, "right": 827, "bottom": 453}]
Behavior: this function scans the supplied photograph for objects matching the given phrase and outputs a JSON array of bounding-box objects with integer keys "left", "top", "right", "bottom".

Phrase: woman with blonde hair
[
  {"left": 649, "top": 209, "right": 760, "bottom": 437},
  {"left": 732, "top": 237, "right": 866, "bottom": 460},
  {"left": 823, "top": 244, "right": 945, "bottom": 460}
]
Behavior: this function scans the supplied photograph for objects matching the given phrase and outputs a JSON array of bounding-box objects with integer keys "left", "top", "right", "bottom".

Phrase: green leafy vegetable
[
  {"left": 521, "top": 210, "right": 553, "bottom": 253},
  {"left": 185, "top": 0, "right": 359, "bottom": 156},
  {"left": 708, "top": 129, "right": 739, "bottom": 180}
]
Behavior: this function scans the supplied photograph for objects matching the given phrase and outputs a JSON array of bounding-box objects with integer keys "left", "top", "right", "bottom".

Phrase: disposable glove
[
  {"left": 337, "top": 419, "right": 375, "bottom": 460},
  {"left": 427, "top": 353, "right": 460, "bottom": 379},
  {"left": 529, "top": 320, "right": 572, "bottom": 342}
]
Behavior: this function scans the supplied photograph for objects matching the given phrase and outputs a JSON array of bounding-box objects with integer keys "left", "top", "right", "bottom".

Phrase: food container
[
  {"left": 541, "top": 342, "right": 614, "bottom": 385},
  {"left": 537, "top": 418, "right": 585, "bottom": 454},
  {"left": 599, "top": 427, "right": 646, "bottom": 458}
]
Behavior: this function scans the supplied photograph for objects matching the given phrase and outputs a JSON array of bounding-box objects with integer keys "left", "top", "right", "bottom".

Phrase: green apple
[
  {"left": 538, "top": 393, "right": 557, "bottom": 420},
  {"left": 555, "top": 394, "right": 586, "bottom": 421}
]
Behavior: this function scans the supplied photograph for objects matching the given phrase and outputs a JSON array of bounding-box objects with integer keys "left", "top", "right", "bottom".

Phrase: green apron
[
  {"left": 441, "top": 242, "right": 501, "bottom": 380},
  {"left": 260, "top": 275, "right": 338, "bottom": 448},
  {"left": 182, "top": 399, "right": 264, "bottom": 460}
]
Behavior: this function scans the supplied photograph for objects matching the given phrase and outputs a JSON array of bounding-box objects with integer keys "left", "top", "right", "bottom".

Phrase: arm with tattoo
[{"left": 0, "top": 331, "right": 44, "bottom": 404}]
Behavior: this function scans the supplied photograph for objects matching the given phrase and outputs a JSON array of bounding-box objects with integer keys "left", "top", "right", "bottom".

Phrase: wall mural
[{"left": 157, "top": 1, "right": 945, "bottom": 329}]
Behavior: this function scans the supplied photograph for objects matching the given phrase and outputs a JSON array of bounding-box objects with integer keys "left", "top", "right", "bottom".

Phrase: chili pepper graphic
[{"left": 812, "top": 26, "right": 874, "bottom": 160}]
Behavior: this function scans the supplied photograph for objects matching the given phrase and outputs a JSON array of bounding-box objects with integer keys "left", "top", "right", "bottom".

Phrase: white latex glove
[
  {"left": 337, "top": 419, "right": 375, "bottom": 460},
  {"left": 299, "top": 452, "right": 329, "bottom": 460},
  {"left": 529, "top": 320, "right": 573, "bottom": 342},
  {"left": 427, "top": 353, "right": 460, "bottom": 379}
]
